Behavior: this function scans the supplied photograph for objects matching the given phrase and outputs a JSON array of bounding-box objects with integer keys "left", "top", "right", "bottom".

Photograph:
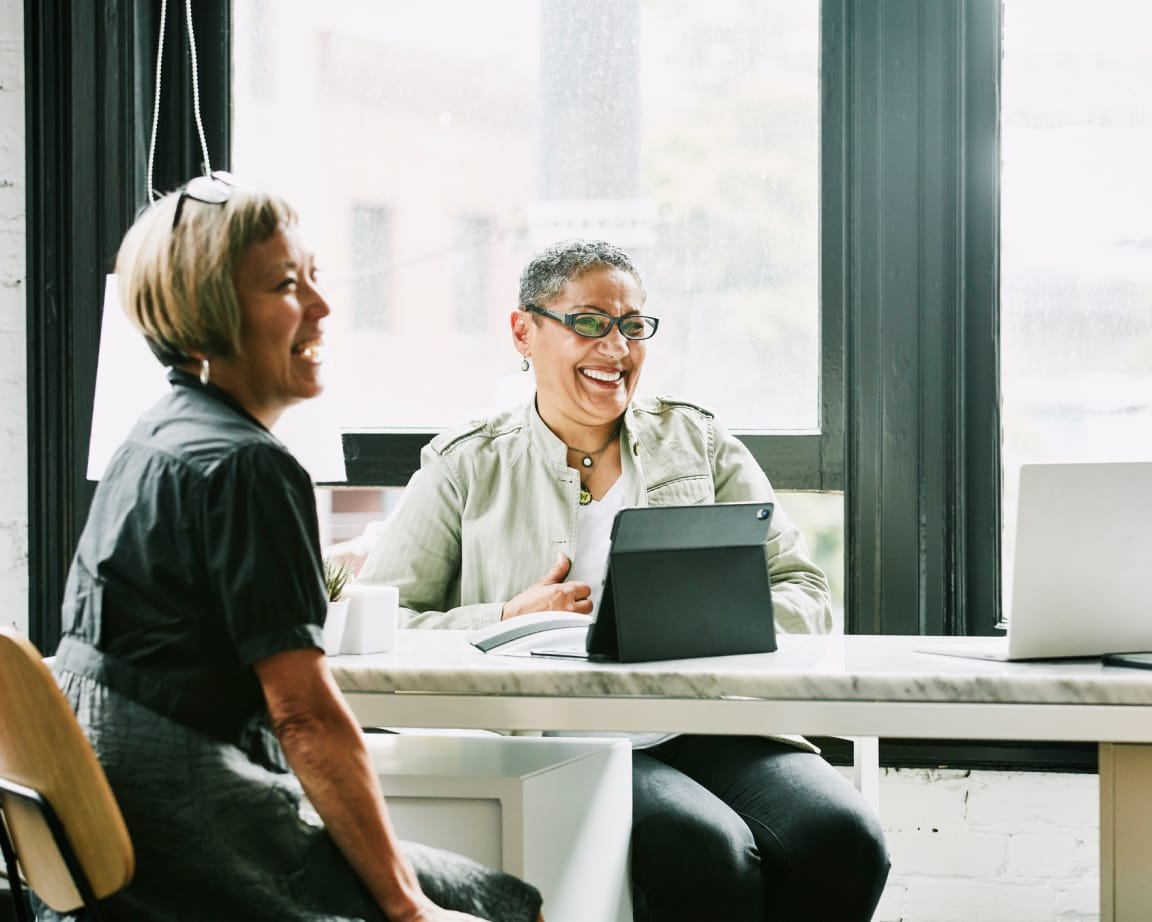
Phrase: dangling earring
[
  {"left": 200, "top": 358, "right": 211, "bottom": 386},
  {"left": 520, "top": 354, "right": 530, "bottom": 373}
]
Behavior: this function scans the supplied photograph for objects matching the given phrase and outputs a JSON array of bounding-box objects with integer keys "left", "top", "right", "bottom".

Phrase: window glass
[
  {"left": 350, "top": 205, "right": 392, "bottom": 332},
  {"left": 232, "top": 0, "right": 819, "bottom": 432},
  {"left": 1000, "top": 0, "right": 1152, "bottom": 601},
  {"left": 318, "top": 487, "right": 402, "bottom": 548},
  {"left": 778, "top": 491, "right": 845, "bottom": 625}
]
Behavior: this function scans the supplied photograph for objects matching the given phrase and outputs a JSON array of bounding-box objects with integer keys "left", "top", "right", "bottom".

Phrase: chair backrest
[{"left": 0, "top": 630, "right": 134, "bottom": 911}]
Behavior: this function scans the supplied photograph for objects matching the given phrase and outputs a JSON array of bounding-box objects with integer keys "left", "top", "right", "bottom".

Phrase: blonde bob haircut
[{"left": 114, "top": 181, "right": 297, "bottom": 366}]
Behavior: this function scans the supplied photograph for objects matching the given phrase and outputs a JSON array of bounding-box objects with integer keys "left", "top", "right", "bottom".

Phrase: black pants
[{"left": 631, "top": 736, "right": 890, "bottom": 922}]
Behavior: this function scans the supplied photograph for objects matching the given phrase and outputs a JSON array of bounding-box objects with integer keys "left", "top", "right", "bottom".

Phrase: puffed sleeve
[{"left": 200, "top": 442, "right": 328, "bottom": 663}]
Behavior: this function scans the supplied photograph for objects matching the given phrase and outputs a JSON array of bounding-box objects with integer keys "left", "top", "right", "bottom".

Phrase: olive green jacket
[{"left": 359, "top": 397, "right": 833, "bottom": 636}]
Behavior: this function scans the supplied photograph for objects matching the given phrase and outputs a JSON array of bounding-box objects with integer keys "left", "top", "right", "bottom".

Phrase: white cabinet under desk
[{"left": 361, "top": 732, "right": 632, "bottom": 922}]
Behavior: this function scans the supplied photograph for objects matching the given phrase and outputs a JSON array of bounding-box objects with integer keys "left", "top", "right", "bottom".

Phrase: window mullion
[
  {"left": 26, "top": 0, "right": 232, "bottom": 652},
  {"left": 838, "top": 0, "right": 1002, "bottom": 636}
]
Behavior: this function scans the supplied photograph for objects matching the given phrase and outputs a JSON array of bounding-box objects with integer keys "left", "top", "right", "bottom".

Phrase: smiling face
[
  {"left": 207, "top": 228, "right": 330, "bottom": 428},
  {"left": 511, "top": 266, "right": 647, "bottom": 439}
]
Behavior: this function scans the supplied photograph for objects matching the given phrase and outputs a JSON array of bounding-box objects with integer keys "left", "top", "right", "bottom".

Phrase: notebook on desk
[
  {"left": 476, "top": 502, "right": 779, "bottom": 663},
  {"left": 919, "top": 461, "right": 1152, "bottom": 662}
]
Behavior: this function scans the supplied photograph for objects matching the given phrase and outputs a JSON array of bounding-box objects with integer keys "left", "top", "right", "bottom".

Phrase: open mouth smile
[
  {"left": 291, "top": 338, "right": 324, "bottom": 363},
  {"left": 581, "top": 368, "right": 623, "bottom": 384}
]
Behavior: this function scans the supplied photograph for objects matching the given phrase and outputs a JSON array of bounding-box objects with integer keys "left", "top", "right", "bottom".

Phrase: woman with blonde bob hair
[
  {"left": 41, "top": 173, "right": 544, "bottom": 922},
  {"left": 115, "top": 172, "right": 295, "bottom": 372}
]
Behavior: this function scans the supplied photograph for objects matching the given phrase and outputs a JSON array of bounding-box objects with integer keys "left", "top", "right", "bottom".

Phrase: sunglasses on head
[{"left": 171, "top": 171, "right": 237, "bottom": 229}]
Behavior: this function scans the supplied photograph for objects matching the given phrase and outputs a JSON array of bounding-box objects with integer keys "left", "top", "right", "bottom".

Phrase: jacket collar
[{"left": 524, "top": 397, "right": 638, "bottom": 467}]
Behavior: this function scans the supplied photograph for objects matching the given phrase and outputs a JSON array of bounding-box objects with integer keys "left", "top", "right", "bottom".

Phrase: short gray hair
[{"left": 518, "top": 239, "right": 646, "bottom": 307}]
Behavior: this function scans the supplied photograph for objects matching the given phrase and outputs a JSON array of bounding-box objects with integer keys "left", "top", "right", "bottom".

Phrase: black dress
[{"left": 41, "top": 369, "right": 541, "bottom": 922}]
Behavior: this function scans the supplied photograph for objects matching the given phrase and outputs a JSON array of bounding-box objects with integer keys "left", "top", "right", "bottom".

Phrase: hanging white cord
[
  {"left": 185, "top": 0, "right": 213, "bottom": 175},
  {"left": 145, "top": 0, "right": 169, "bottom": 202}
]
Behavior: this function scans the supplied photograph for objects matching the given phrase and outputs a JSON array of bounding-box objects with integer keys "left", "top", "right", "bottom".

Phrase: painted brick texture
[
  {"left": 0, "top": 0, "right": 25, "bottom": 636},
  {"left": 873, "top": 769, "right": 1099, "bottom": 922}
]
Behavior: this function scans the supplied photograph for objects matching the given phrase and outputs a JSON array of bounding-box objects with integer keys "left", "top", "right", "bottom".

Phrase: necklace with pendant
[{"left": 569, "top": 424, "right": 621, "bottom": 505}]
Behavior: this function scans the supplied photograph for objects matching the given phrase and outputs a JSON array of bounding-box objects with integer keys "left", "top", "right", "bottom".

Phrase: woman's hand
[
  {"left": 394, "top": 907, "right": 544, "bottom": 922},
  {"left": 501, "top": 553, "right": 593, "bottom": 620},
  {"left": 390, "top": 903, "right": 492, "bottom": 922},
  {"left": 257, "top": 649, "right": 503, "bottom": 921}
]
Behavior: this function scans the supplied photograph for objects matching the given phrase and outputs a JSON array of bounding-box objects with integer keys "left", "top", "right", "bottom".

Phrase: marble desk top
[{"left": 329, "top": 630, "right": 1152, "bottom": 708}]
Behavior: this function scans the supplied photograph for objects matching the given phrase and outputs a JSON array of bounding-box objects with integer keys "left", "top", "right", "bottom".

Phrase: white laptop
[{"left": 920, "top": 461, "right": 1152, "bottom": 662}]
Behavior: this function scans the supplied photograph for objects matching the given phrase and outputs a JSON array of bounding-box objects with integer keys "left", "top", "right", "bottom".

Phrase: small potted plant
[{"left": 322, "top": 558, "right": 351, "bottom": 655}]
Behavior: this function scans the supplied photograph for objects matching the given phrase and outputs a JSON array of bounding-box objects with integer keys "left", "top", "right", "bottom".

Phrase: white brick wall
[
  {"left": 871, "top": 768, "right": 1100, "bottom": 922},
  {"left": 0, "top": 4, "right": 1106, "bottom": 919},
  {"left": 0, "top": 0, "right": 26, "bottom": 637}
]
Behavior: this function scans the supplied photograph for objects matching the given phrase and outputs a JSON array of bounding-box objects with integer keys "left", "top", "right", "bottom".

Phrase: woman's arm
[
  {"left": 711, "top": 418, "right": 833, "bottom": 634},
  {"left": 355, "top": 450, "right": 520, "bottom": 629},
  {"left": 254, "top": 647, "right": 489, "bottom": 922},
  {"left": 355, "top": 451, "right": 480, "bottom": 628}
]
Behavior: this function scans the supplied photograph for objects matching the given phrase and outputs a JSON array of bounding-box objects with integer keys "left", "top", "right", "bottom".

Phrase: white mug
[{"left": 338, "top": 583, "right": 400, "bottom": 655}]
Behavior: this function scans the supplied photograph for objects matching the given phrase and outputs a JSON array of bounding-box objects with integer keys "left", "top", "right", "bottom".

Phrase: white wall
[
  {"left": 872, "top": 768, "right": 1098, "bottom": 922},
  {"left": 0, "top": 0, "right": 26, "bottom": 638}
]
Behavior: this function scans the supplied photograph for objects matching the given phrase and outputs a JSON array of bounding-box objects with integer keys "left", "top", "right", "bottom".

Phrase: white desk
[{"left": 330, "top": 631, "right": 1152, "bottom": 922}]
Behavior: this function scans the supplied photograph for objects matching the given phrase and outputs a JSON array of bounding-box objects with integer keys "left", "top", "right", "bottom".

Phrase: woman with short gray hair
[{"left": 357, "top": 238, "right": 890, "bottom": 921}]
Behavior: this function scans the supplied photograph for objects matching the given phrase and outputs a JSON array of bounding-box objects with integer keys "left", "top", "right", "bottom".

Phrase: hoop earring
[
  {"left": 200, "top": 358, "right": 211, "bottom": 386},
  {"left": 520, "top": 355, "right": 530, "bottom": 373}
]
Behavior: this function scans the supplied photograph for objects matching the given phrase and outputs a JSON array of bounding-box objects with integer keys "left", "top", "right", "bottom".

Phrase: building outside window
[
  {"left": 350, "top": 204, "right": 392, "bottom": 332},
  {"left": 230, "top": 0, "right": 838, "bottom": 601},
  {"left": 232, "top": 0, "right": 820, "bottom": 430},
  {"left": 455, "top": 214, "right": 492, "bottom": 335}
]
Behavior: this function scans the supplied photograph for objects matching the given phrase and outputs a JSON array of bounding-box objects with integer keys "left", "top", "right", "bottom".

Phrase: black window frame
[
  {"left": 25, "top": 0, "right": 232, "bottom": 653},
  {"left": 345, "top": 0, "right": 1005, "bottom": 641},
  {"left": 31, "top": 0, "right": 1087, "bottom": 771}
]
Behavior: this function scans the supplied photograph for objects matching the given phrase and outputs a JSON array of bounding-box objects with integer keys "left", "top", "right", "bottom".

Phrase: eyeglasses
[
  {"left": 172, "top": 171, "right": 237, "bottom": 229},
  {"left": 524, "top": 304, "right": 660, "bottom": 341}
]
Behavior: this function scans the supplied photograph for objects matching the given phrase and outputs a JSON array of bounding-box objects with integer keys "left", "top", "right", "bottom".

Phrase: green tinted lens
[
  {"left": 571, "top": 314, "right": 610, "bottom": 337},
  {"left": 620, "top": 318, "right": 650, "bottom": 339}
]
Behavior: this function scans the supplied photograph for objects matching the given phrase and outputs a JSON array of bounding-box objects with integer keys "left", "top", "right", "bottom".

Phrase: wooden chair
[{"left": 0, "top": 630, "right": 134, "bottom": 921}]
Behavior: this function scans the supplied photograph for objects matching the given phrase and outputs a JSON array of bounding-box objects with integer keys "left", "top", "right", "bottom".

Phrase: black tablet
[
  {"left": 1102, "top": 652, "right": 1152, "bottom": 671},
  {"left": 586, "top": 502, "right": 778, "bottom": 663}
]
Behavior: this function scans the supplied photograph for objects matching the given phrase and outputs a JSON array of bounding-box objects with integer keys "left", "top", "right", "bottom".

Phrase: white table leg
[
  {"left": 1099, "top": 743, "right": 1152, "bottom": 921},
  {"left": 851, "top": 736, "right": 881, "bottom": 816}
]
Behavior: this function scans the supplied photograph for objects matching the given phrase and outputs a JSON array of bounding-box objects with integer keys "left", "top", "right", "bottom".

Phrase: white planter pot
[{"left": 323, "top": 598, "right": 350, "bottom": 655}]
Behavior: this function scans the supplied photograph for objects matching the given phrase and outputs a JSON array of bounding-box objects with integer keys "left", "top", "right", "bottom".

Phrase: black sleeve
[{"left": 201, "top": 442, "right": 328, "bottom": 665}]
